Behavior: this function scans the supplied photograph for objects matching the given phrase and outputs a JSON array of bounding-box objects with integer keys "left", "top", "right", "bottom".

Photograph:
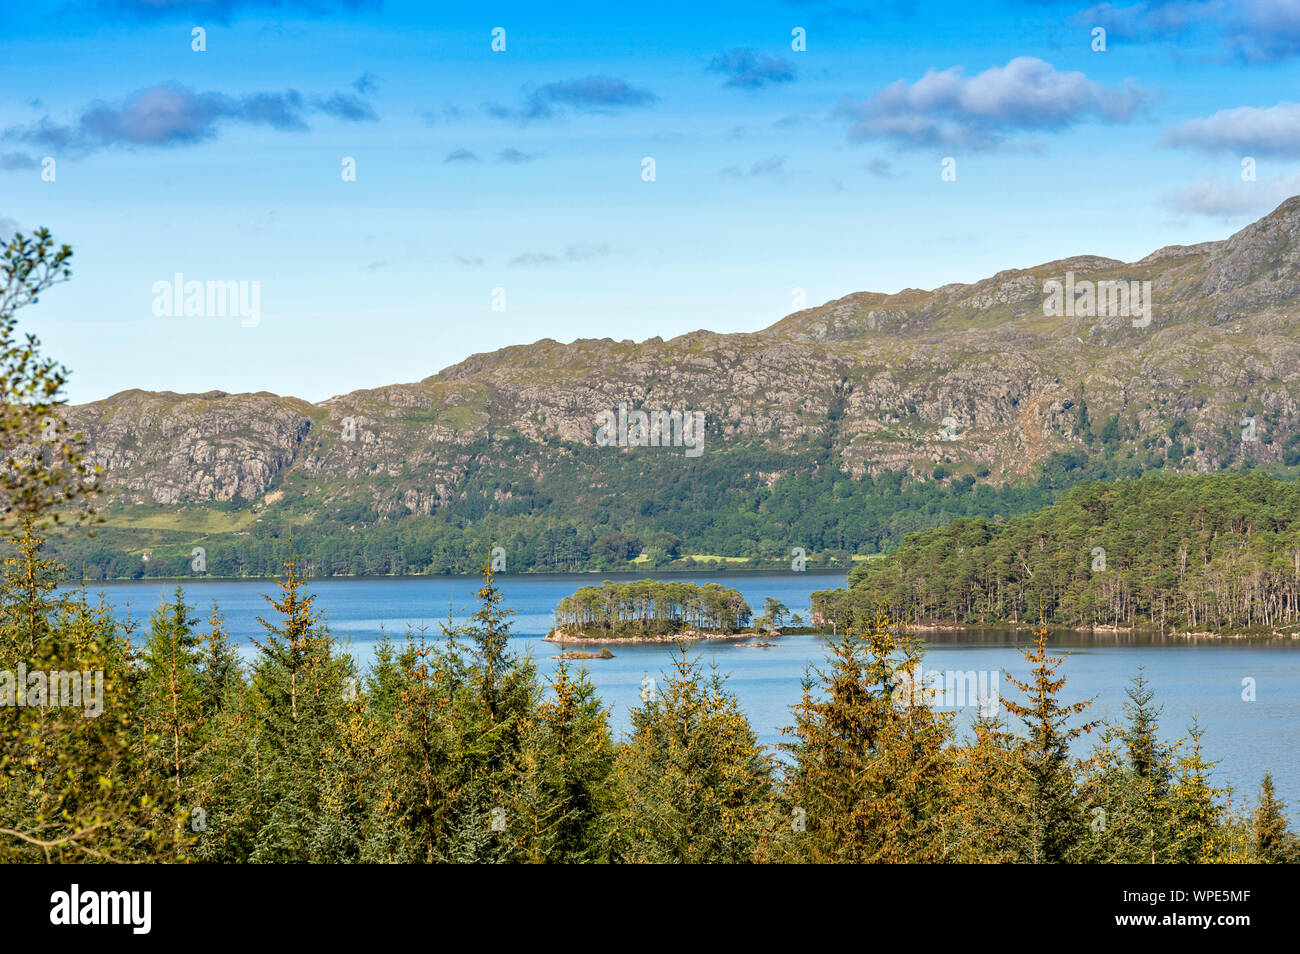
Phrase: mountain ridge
[{"left": 54, "top": 197, "right": 1300, "bottom": 576}]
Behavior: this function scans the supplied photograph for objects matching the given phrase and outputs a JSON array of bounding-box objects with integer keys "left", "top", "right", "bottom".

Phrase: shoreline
[
  {"left": 60, "top": 567, "right": 851, "bottom": 586},
  {"left": 902, "top": 619, "right": 1300, "bottom": 640},
  {"left": 544, "top": 627, "right": 763, "bottom": 645},
  {"left": 906, "top": 621, "right": 1134, "bottom": 634}
]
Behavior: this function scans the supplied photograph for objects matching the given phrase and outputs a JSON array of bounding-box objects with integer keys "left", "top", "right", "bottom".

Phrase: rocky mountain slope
[{"left": 56, "top": 197, "right": 1300, "bottom": 574}]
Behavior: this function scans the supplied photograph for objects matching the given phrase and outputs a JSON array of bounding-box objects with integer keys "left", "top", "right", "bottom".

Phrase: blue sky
[{"left": 4, "top": 0, "right": 1300, "bottom": 403}]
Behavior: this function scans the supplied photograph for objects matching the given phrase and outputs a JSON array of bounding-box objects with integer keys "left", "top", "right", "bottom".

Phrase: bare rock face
[
  {"left": 67, "top": 391, "right": 315, "bottom": 504},
  {"left": 64, "top": 196, "right": 1300, "bottom": 516},
  {"left": 1196, "top": 197, "right": 1300, "bottom": 310}
]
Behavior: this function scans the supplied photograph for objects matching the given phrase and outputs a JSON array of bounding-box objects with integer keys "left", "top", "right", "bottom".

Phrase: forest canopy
[{"left": 814, "top": 472, "right": 1300, "bottom": 635}]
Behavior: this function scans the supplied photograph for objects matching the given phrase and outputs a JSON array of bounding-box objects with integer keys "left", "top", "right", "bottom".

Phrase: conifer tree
[
  {"left": 614, "top": 647, "right": 775, "bottom": 863},
  {"left": 1000, "top": 629, "right": 1097, "bottom": 862},
  {"left": 139, "top": 588, "right": 203, "bottom": 794},
  {"left": 1118, "top": 670, "right": 1174, "bottom": 862},
  {"left": 1252, "top": 773, "right": 1297, "bottom": 864},
  {"left": 947, "top": 714, "right": 1027, "bottom": 862},
  {"left": 229, "top": 554, "right": 358, "bottom": 861},
  {"left": 1, "top": 567, "right": 179, "bottom": 861},
  {"left": 0, "top": 518, "right": 64, "bottom": 664},
  {"left": 368, "top": 633, "right": 461, "bottom": 863},
  {"left": 1168, "top": 718, "right": 1227, "bottom": 863},
  {"left": 195, "top": 601, "right": 242, "bottom": 718},
  {"left": 507, "top": 661, "right": 616, "bottom": 863},
  {"left": 778, "top": 611, "right": 953, "bottom": 863}
]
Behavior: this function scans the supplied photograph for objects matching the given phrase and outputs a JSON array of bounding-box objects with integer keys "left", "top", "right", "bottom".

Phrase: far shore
[
  {"left": 61, "top": 566, "right": 850, "bottom": 586},
  {"left": 869, "top": 619, "right": 1300, "bottom": 640}
]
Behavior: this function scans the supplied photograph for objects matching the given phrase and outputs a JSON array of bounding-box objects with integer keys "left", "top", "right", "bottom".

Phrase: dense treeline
[
  {"left": 815, "top": 472, "right": 1300, "bottom": 634},
  {"left": 52, "top": 445, "right": 1138, "bottom": 580},
  {"left": 553, "top": 580, "right": 751, "bottom": 637},
  {"left": 3, "top": 539, "right": 1295, "bottom": 863}
]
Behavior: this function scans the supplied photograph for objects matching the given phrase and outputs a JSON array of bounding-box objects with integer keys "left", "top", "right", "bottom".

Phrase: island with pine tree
[{"left": 546, "top": 580, "right": 756, "bottom": 643}]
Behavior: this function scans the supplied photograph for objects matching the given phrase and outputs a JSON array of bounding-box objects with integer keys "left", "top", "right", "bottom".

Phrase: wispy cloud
[
  {"left": 508, "top": 243, "right": 610, "bottom": 266},
  {"left": 707, "top": 48, "right": 797, "bottom": 89},
  {"left": 0, "top": 153, "right": 38, "bottom": 170},
  {"left": 485, "top": 75, "right": 657, "bottom": 122},
  {"left": 720, "top": 156, "right": 785, "bottom": 178},
  {"left": 1078, "top": 1, "right": 1300, "bottom": 63},
  {"left": 1075, "top": 1, "right": 1211, "bottom": 42},
  {"left": 421, "top": 105, "right": 464, "bottom": 126},
  {"left": 496, "top": 147, "right": 539, "bottom": 163},
  {"left": 1162, "top": 172, "right": 1300, "bottom": 218},
  {"left": 1164, "top": 102, "right": 1300, "bottom": 156},
  {"left": 314, "top": 92, "right": 377, "bottom": 122},
  {"left": 444, "top": 148, "right": 479, "bottom": 162},
  {"left": 96, "top": 0, "right": 377, "bottom": 23},
  {"left": 1, "top": 82, "right": 376, "bottom": 166},
  {"left": 834, "top": 57, "right": 1149, "bottom": 150}
]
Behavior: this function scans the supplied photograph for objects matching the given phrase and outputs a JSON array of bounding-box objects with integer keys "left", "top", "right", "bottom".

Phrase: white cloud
[
  {"left": 1162, "top": 172, "right": 1300, "bottom": 218},
  {"left": 835, "top": 57, "right": 1149, "bottom": 150},
  {"left": 1165, "top": 102, "right": 1300, "bottom": 156}
]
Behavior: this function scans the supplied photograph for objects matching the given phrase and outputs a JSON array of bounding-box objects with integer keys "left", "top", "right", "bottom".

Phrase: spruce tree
[
  {"left": 507, "top": 660, "right": 616, "bottom": 863},
  {"left": 778, "top": 611, "right": 953, "bottom": 863},
  {"left": 139, "top": 587, "right": 203, "bottom": 794},
  {"left": 1000, "top": 629, "right": 1097, "bottom": 862},
  {"left": 195, "top": 601, "right": 242, "bottom": 718},
  {"left": 233, "top": 554, "right": 357, "bottom": 861},
  {"left": 1169, "top": 718, "right": 1227, "bottom": 863},
  {"left": 1252, "top": 773, "right": 1297, "bottom": 864},
  {"left": 614, "top": 647, "right": 775, "bottom": 863}
]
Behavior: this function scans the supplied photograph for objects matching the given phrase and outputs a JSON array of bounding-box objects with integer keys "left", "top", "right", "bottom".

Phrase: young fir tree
[
  {"left": 506, "top": 660, "right": 616, "bottom": 863},
  {"left": 777, "top": 611, "right": 953, "bottom": 863},
  {"left": 1168, "top": 718, "right": 1228, "bottom": 863},
  {"left": 361, "top": 629, "right": 406, "bottom": 725},
  {"left": 311, "top": 655, "right": 383, "bottom": 864},
  {"left": 0, "top": 528, "right": 180, "bottom": 861},
  {"left": 947, "top": 714, "right": 1028, "bottom": 862},
  {"left": 235, "top": 554, "right": 357, "bottom": 861},
  {"left": 139, "top": 587, "right": 204, "bottom": 796},
  {"left": 614, "top": 646, "right": 776, "bottom": 863},
  {"left": 1080, "top": 670, "right": 1177, "bottom": 863},
  {"left": 1118, "top": 669, "right": 1175, "bottom": 862},
  {"left": 455, "top": 560, "right": 538, "bottom": 861},
  {"left": 195, "top": 601, "right": 242, "bottom": 718},
  {"left": 366, "top": 632, "right": 463, "bottom": 863},
  {"left": 1252, "top": 773, "right": 1297, "bottom": 864},
  {"left": 1076, "top": 722, "right": 1135, "bottom": 864},
  {"left": 365, "top": 566, "right": 539, "bottom": 863},
  {"left": 1000, "top": 629, "right": 1097, "bottom": 863}
]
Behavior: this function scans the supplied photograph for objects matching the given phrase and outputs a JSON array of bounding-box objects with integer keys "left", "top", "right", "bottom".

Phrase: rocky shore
[{"left": 544, "top": 626, "right": 755, "bottom": 645}]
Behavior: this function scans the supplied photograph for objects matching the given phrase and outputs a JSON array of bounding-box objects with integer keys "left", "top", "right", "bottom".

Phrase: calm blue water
[{"left": 75, "top": 571, "right": 1300, "bottom": 821}]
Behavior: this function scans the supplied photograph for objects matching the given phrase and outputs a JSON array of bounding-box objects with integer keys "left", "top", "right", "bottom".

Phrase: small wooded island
[{"left": 547, "top": 580, "right": 753, "bottom": 643}]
